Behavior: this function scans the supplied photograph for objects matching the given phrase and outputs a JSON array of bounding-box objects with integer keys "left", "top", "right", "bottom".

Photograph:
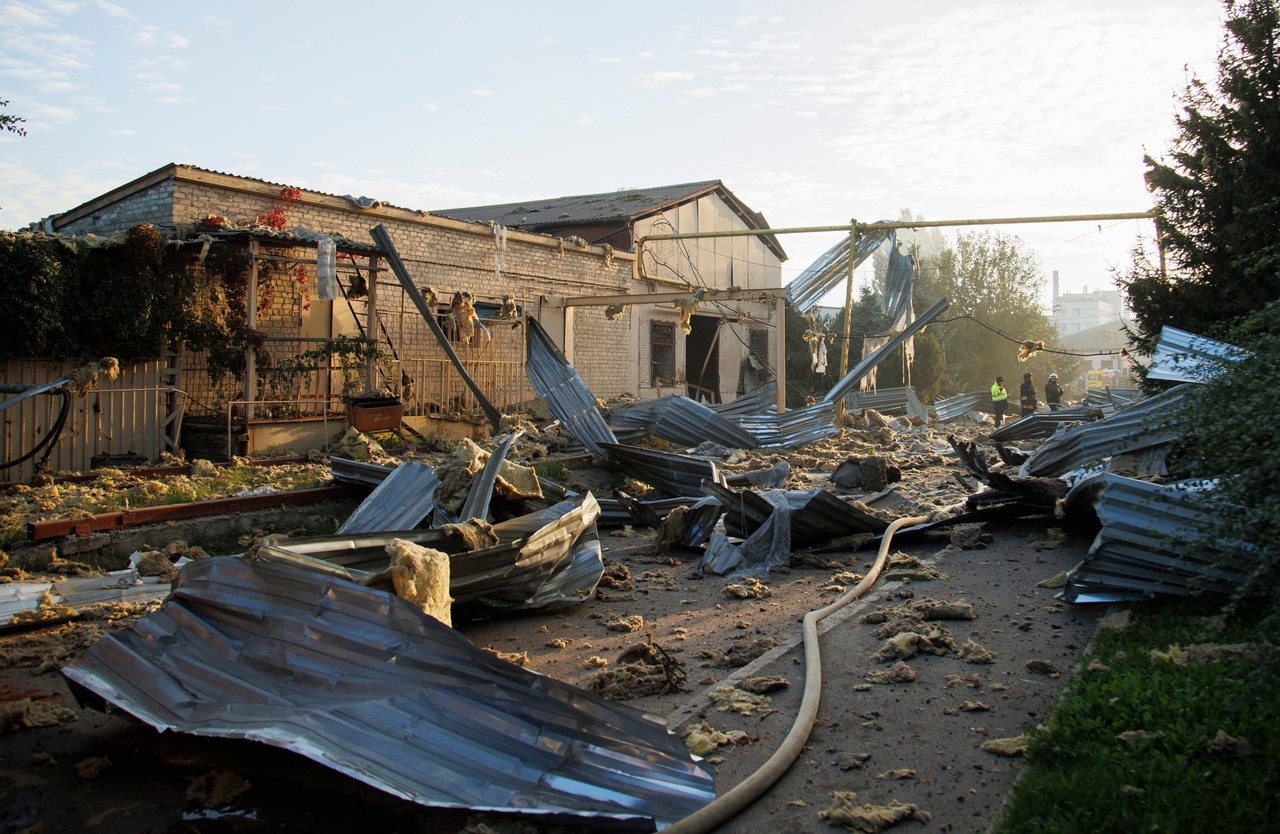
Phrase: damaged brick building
[{"left": 7, "top": 164, "right": 787, "bottom": 472}]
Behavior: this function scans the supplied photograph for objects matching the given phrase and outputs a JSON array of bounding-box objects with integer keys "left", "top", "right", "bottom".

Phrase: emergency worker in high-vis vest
[{"left": 990, "top": 375, "right": 1008, "bottom": 427}]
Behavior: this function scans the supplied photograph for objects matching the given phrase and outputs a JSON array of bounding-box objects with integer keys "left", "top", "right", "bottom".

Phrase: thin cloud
[
  {"left": 38, "top": 79, "right": 79, "bottom": 93},
  {"left": 93, "top": 0, "right": 135, "bottom": 18},
  {"left": 472, "top": 88, "right": 494, "bottom": 97},
  {"left": 578, "top": 115, "right": 598, "bottom": 125},
  {"left": 0, "top": 2, "right": 54, "bottom": 27},
  {"left": 131, "top": 26, "right": 189, "bottom": 49},
  {"left": 683, "top": 83, "right": 749, "bottom": 100},
  {"left": 419, "top": 102, "right": 439, "bottom": 111},
  {"left": 110, "top": 128, "right": 136, "bottom": 136},
  {"left": 590, "top": 56, "right": 622, "bottom": 63},
  {"left": 640, "top": 70, "right": 694, "bottom": 87}
]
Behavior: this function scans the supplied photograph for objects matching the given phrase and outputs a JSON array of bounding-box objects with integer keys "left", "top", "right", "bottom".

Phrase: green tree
[
  {"left": 1125, "top": 1, "right": 1280, "bottom": 631},
  {"left": 920, "top": 231, "right": 1066, "bottom": 395},
  {"left": 1176, "top": 299, "right": 1280, "bottom": 626},
  {"left": 1121, "top": 0, "right": 1280, "bottom": 356}
]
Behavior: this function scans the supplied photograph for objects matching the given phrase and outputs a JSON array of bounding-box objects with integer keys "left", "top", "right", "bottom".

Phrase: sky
[{"left": 0, "top": 0, "right": 1227, "bottom": 311}]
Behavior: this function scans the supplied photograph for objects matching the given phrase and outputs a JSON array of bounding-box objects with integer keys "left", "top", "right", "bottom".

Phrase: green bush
[{"left": 1178, "top": 298, "right": 1280, "bottom": 626}]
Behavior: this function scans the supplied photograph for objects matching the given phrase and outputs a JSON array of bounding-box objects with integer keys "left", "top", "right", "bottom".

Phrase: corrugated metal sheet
[
  {"left": 844, "top": 386, "right": 929, "bottom": 422},
  {"left": 525, "top": 317, "right": 618, "bottom": 455},
  {"left": 456, "top": 431, "right": 518, "bottom": 522},
  {"left": 936, "top": 391, "right": 993, "bottom": 424},
  {"left": 461, "top": 493, "right": 604, "bottom": 610},
  {"left": 609, "top": 395, "right": 760, "bottom": 449},
  {"left": 1147, "top": 325, "right": 1247, "bottom": 383},
  {"left": 600, "top": 443, "right": 717, "bottom": 498},
  {"left": 260, "top": 494, "right": 605, "bottom": 612},
  {"left": 703, "top": 482, "right": 888, "bottom": 546},
  {"left": 1061, "top": 472, "right": 1250, "bottom": 603},
  {"left": 988, "top": 405, "right": 1115, "bottom": 442},
  {"left": 1, "top": 358, "right": 172, "bottom": 483},
  {"left": 1, "top": 570, "right": 170, "bottom": 630},
  {"left": 1085, "top": 387, "right": 1142, "bottom": 407},
  {"left": 336, "top": 460, "right": 440, "bottom": 534},
  {"left": 787, "top": 229, "right": 890, "bottom": 313},
  {"left": 330, "top": 456, "right": 394, "bottom": 486},
  {"left": 1020, "top": 385, "right": 1191, "bottom": 478},
  {"left": 882, "top": 234, "right": 914, "bottom": 327},
  {"left": 701, "top": 490, "right": 792, "bottom": 575},
  {"left": 728, "top": 399, "right": 839, "bottom": 449},
  {"left": 824, "top": 298, "right": 950, "bottom": 403},
  {"left": 932, "top": 391, "right": 992, "bottom": 423},
  {"left": 63, "top": 555, "right": 712, "bottom": 827},
  {"left": 712, "top": 382, "right": 776, "bottom": 417}
]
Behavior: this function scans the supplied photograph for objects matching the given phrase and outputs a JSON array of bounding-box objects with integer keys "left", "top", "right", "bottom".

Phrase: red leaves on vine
[{"left": 252, "top": 186, "right": 302, "bottom": 231}]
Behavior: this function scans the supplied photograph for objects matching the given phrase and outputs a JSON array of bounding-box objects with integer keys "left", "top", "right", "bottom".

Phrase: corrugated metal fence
[{"left": 1, "top": 358, "right": 177, "bottom": 482}]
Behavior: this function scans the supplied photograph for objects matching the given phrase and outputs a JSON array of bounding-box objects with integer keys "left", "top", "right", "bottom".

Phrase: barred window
[
  {"left": 748, "top": 328, "right": 769, "bottom": 362},
  {"left": 651, "top": 320, "right": 676, "bottom": 385}
]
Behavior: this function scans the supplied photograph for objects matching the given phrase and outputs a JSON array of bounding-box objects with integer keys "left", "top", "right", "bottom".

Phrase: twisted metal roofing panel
[
  {"left": 1061, "top": 472, "right": 1250, "bottom": 603},
  {"left": 932, "top": 391, "right": 992, "bottom": 423},
  {"left": 1147, "top": 325, "right": 1247, "bottom": 383},
  {"left": 608, "top": 395, "right": 760, "bottom": 449},
  {"left": 1019, "top": 385, "right": 1191, "bottom": 478},
  {"left": 63, "top": 555, "right": 712, "bottom": 827},
  {"left": 727, "top": 399, "right": 839, "bottom": 448},
  {"left": 525, "top": 317, "right": 618, "bottom": 455},
  {"left": 260, "top": 494, "right": 604, "bottom": 612},
  {"left": 336, "top": 460, "right": 439, "bottom": 534},
  {"left": 786, "top": 228, "right": 890, "bottom": 313},
  {"left": 600, "top": 443, "right": 717, "bottom": 498}
]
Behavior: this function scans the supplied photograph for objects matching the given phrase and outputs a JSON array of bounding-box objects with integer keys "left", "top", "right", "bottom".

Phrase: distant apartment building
[
  {"left": 1048, "top": 271, "right": 1137, "bottom": 387},
  {"left": 1049, "top": 271, "right": 1129, "bottom": 337}
]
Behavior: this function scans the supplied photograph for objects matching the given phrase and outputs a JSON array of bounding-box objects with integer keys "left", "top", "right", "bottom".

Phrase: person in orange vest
[{"left": 990, "top": 375, "right": 1009, "bottom": 427}]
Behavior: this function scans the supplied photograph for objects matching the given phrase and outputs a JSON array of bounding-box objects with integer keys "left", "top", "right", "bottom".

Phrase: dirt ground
[{"left": 0, "top": 420, "right": 1107, "bottom": 834}]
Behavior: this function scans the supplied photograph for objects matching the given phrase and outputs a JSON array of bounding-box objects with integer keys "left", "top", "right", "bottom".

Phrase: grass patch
[
  {"left": 994, "top": 598, "right": 1279, "bottom": 834},
  {"left": 0, "top": 462, "right": 333, "bottom": 549}
]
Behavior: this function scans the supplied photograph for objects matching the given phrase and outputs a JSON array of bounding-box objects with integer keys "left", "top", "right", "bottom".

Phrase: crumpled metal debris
[{"left": 63, "top": 556, "right": 714, "bottom": 827}]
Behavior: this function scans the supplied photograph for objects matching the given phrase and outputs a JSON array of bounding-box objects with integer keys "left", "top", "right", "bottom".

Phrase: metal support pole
[
  {"left": 244, "top": 239, "right": 259, "bottom": 422},
  {"left": 834, "top": 221, "right": 858, "bottom": 427},
  {"left": 775, "top": 296, "right": 786, "bottom": 413},
  {"left": 364, "top": 254, "right": 380, "bottom": 393}
]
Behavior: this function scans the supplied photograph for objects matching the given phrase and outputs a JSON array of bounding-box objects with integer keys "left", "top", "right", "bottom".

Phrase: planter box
[{"left": 348, "top": 399, "right": 405, "bottom": 434}]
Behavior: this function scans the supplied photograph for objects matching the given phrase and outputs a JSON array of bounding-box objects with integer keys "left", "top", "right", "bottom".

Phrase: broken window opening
[{"left": 651, "top": 320, "right": 676, "bottom": 386}]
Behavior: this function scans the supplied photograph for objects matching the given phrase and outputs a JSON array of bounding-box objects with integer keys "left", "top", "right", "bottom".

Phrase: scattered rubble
[
  {"left": 817, "top": 791, "right": 931, "bottom": 833},
  {"left": 1, "top": 319, "right": 1223, "bottom": 832}
]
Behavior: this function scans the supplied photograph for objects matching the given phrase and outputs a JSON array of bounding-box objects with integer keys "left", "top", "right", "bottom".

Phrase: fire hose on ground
[{"left": 665, "top": 513, "right": 932, "bottom": 834}]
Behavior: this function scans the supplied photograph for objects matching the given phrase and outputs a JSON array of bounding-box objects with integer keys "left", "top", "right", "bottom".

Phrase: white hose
[{"left": 664, "top": 514, "right": 931, "bottom": 833}]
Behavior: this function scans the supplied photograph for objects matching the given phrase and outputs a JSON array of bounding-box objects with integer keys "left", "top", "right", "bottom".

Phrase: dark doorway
[{"left": 686, "top": 315, "right": 721, "bottom": 403}]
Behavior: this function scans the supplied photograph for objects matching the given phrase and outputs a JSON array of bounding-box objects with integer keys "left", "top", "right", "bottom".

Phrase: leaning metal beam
[
  {"left": 369, "top": 223, "right": 501, "bottom": 430},
  {"left": 823, "top": 297, "right": 950, "bottom": 404}
]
